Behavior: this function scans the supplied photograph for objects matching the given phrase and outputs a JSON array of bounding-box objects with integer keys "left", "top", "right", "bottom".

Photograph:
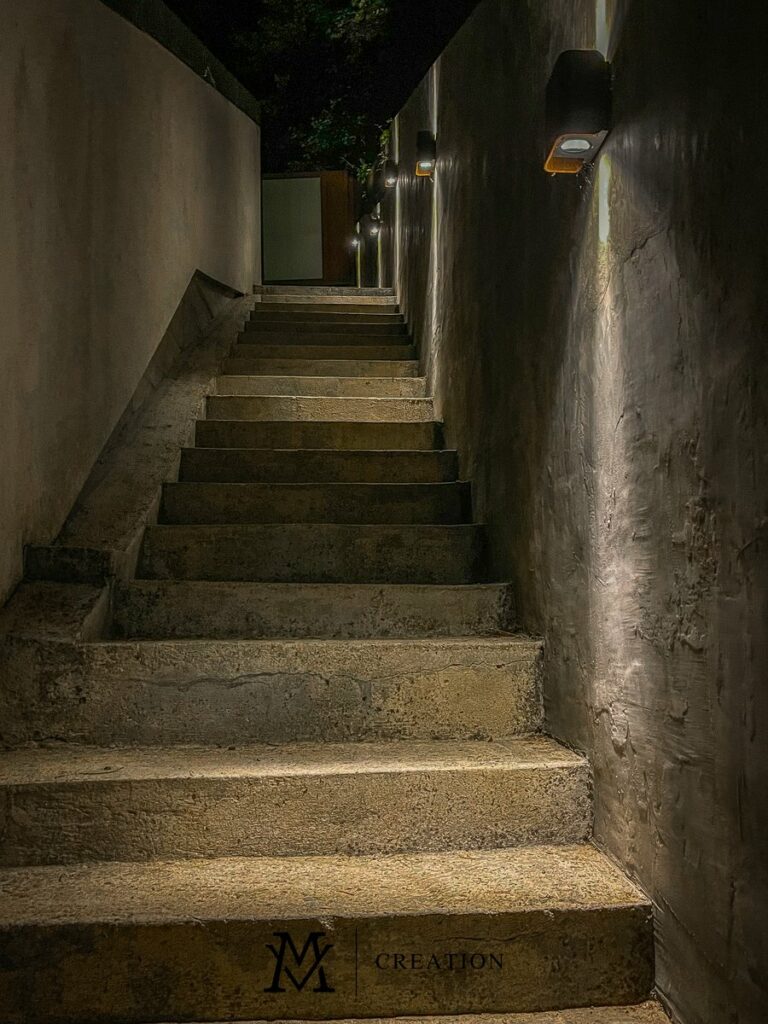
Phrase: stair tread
[
  {"left": 159, "top": 1006, "right": 668, "bottom": 1024},
  {"left": 222, "top": 359, "right": 420, "bottom": 377},
  {"left": 0, "top": 736, "right": 581, "bottom": 786},
  {"left": 0, "top": 844, "right": 648, "bottom": 926}
]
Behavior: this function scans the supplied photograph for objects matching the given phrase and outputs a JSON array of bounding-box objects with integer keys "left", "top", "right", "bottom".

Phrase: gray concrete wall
[
  {"left": 0, "top": 0, "right": 261, "bottom": 602},
  {"left": 392, "top": 2, "right": 768, "bottom": 1022}
]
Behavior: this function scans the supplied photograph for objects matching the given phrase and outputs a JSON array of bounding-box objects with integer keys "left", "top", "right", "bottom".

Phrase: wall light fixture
[
  {"left": 544, "top": 50, "right": 612, "bottom": 174},
  {"left": 415, "top": 131, "right": 437, "bottom": 177}
]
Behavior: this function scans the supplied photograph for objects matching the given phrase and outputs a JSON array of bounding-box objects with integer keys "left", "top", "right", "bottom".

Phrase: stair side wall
[{"left": 0, "top": 0, "right": 262, "bottom": 603}]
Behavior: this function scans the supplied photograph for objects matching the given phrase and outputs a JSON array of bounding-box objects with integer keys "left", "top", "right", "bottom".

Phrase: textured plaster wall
[
  {"left": 393, "top": 2, "right": 768, "bottom": 1022},
  {"left": 0, "top": 0, "right": 261, "bottom": 602}
]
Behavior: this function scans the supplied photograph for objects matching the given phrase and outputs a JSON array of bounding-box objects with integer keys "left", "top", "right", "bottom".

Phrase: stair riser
[
  {"left": 114, "top": 581, "right": 514, "bottom": 639},
  {"left": 138, "top": 526, "right": 486, "bottom": 584},
  {"left": 215, "top": 377, "right": 427, "bottom": 397},
  {"left": 196, "top": 421, "right": 442, "bottom": 451},
  {"left": 1, "top": 764, "right": 590, "bottom": 866},
  {"left": 232, "top": 345, "right": 417, "bottom": 361},
  {"left": 161, "top": 483, "right": 471, "bottom": 526},
  {"left": 255, "top": 302, "right": 400, "bottom": 314},
  {"left": 222, "top": 359, "right": 420, "bottom": 378},
  {"left": 206, "top": 396, "right": 435, "bottom": 423},
  {"left": 0, "top": 908, "right": 653, "bottom": 1023},
  {"left": 246, "top": 322, "right": 409, "bottom": 337},
  {"left": 250, "top": 312, "right": 405, "bottom": 324},
  {"left": 1, "top": 637, "right": 538, "bottom": 747},
  {"left": 238, "top": 335, "right": 414, "bottom": 349},
  {"left": 179, "top": 450, "right": 458, "bottom": 484}
]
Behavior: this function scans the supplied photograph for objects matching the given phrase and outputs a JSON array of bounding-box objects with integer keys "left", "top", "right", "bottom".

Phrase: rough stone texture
[
  {"left": 0, "top": 630, "right": 539, "bottom": 746},
  {"left": 138, "top": 524, "right": 487, "bottom": 584},
  {"left": 215, "top": 375, "right": 427, "bottom": 397},
  {"left": 0, "top": 0, "right": 261, "bottom": 603},
  {"left": 0, "top": 736, "right": 589, "bottom": 865},
  {"left": 0, "top": 582, "right": 109, "bottom": 643},
  {"left": 245, "top": 320, "right": 408, "bottom": 336},
  {"left": 255, "top": 301, "right": 400, "bottom": 313},
  {"left": 259, "top": 285, "right": 394, "bottom": 298},
  {"left": 233, "top": 342, "right": 418, "bottom": 361},
  {"left": 0, "top": 845, "right": 653, "bottom": 1023},
  {"left": 166, "top": 1007, "right": 669, "bottom": 1024},
  {"left": 205, "top": 395, "right": 436, "bottom": 422},
  {"left": 180, "top": 449, "right": 457, "bottom": 484},
  {"left": 113, "top": 580, "right": 515, "bottom": 639},
  {"left": 222, "top": 357, "right": 420, "bottom": 377},
  {"left": 196, "top": 419, "right": 442, "bottom": 451},
  {"left": 161, "top": 482, "right": 470, "bottom": 525},
  {"left": 392, "top": 2, "right": 768, "bottom": 1021},
  {"left": 250, "top": 310, "right": 405, "bottom": 324}
]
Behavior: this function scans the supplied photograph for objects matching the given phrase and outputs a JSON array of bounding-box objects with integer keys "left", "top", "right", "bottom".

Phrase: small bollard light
[
  {"left": 415, "top": 131, "right": 436, "bottom": 177},
  {"left": 369, "top": 218, "right": 382, "bottom": 237},
  {"left": 383, "top": 160, "right": 398, "bottom": 187},
  {"left": 544, "top": 50, "right": 612, "bottom": 174}
]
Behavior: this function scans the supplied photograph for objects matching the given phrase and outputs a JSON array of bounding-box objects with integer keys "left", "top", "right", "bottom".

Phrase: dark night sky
[{"left": 163, "top": 0, "right": 480, "bottom": 171}]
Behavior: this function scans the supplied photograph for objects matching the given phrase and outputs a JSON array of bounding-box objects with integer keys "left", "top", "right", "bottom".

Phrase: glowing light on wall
[
  {"left": 596, "top": 0, "right": 609, "bottom": 57},
  {"left": 598, "top": 156, "right": 612, "bottom": 245}
]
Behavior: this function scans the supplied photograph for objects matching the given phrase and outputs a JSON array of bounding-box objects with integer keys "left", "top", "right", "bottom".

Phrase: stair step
[
  {"left": 179, "top": 448, "right": 457, "bottom": 483},
  {"left": 0, "top": 737, "right": 590, "bottom": 866},
  {"left": 196, "top": 420, "right": 442, "bottom": 451},
  {"left": 6, "top": 631, "right": 539, "bottom": 746},
  {"left": 161, "top": 482, "right": 471, "bottom": 525},
  {"left": 0, "top": 845, "right": 653, "bottom": 1022},
  {"left": 114, "top": 579, "right": 514, "bottom": 639},
  {"left": 215, "top": 375, "right": 427, "bottom": 398},
  {"left": 246, "top": 320, "right": 409, "bottom": 337},
  {"left": 250, "top": 310, "right": 405, "bottom": 324},
  {"left": 222, "top": 358, "right": 420, "bottom": 378},
  {"left": 138, "top": 524, "right": 486, "bottom": 584},
  {"left": 206, "top": 395, "right": 435, "bottom": 423},
  {"left": 232, "top": 343, "right": 417, "bottom": 361},
  {"left": 255, "top": 300, "right": 400, "bottom": 313},
  {"left": 165, "top": 1007, "right": 669, "bottom": 1024},
  {"left": 239, "top": 332, "right": 412, "bottom": 348}
]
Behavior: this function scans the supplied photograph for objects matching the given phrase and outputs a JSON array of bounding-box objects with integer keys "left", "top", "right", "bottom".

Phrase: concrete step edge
[
  {"left": 136, "top": 1007, "right": 668, "bottom": 1024},
  {"left": 0, "top": 844, "right": 651, "bottom": 924},
  {"left": 0, "top": 736, "right": 587, "bottom": 786}
]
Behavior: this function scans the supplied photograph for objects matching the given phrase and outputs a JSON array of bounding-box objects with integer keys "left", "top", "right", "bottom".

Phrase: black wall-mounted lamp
[
  {"left": 544, "top": 50, "right": 612, "bottom": 174},
  {"left": 415, "top": 130, "right": 437, "bottom": 177},
  {"left": 368, "top": 217, "right": 382, "bottom": 237}
]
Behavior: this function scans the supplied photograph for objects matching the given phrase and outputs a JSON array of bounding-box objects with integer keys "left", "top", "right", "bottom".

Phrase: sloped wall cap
[{"left": 100, "top": 0, "right": 261, "bottom": 124}]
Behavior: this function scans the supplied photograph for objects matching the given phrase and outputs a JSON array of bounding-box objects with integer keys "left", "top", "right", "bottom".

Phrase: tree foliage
[{"left": 167, "top": 0, "right": 480, "bottom": 174}]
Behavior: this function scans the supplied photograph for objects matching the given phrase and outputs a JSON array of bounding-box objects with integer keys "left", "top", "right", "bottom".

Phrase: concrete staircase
[{"left": 0, "top": 287, "right": 661, "bottom": 1024}]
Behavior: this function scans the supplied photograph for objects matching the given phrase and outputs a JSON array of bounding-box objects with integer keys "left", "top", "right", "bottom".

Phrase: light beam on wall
[{"left": 599, "top": 156, "right": 612, "bottom": 244}]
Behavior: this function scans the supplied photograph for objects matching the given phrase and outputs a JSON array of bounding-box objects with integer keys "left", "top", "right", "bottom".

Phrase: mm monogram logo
[{"left": 264, "top": 931, "right": 335, "bottom": 993}]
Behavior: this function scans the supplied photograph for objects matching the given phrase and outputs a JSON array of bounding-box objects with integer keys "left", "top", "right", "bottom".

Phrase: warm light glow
[
  {"left": 546, "top": 132, "right": 607, "bottom": 174},
  {"left": 598, "top": 155, "right": 612, "bottom": 244},
  {"left": 596, "top": 0, "right": 610, "bottom": 57}
]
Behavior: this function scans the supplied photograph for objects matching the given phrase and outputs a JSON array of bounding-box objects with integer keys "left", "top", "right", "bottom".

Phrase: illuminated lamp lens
[{"left": 560, "top": 138, "right": 592, "bottom": 152}]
